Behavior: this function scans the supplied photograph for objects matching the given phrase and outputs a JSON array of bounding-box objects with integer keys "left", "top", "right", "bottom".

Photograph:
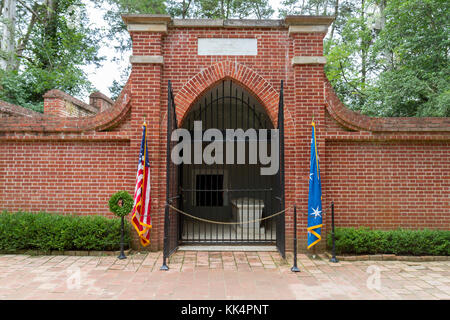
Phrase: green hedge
[
  {"left": 327, "top": 227, "right": 450, "bottom": 256},
  {"left": 0, "top": 211, "right": 130, "bottom": 252}
]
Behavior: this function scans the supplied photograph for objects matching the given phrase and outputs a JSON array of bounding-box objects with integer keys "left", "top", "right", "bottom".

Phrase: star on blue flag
[{"left": 307, "top": 122, "right": 322, "bottom": 249}]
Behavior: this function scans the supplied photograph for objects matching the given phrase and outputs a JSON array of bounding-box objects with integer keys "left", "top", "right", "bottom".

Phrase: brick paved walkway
[{"left": 0, "top": 251, "right": 449, "bottom": 300}]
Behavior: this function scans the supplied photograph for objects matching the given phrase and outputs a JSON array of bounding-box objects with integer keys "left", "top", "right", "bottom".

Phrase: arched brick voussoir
[
  {"left": 174, "top": 61, "right": 280, "bottom": 127},
  {"left": 325, "top": 78, "right": 450, "bottom": 133},
  {"left": 0, "top": 79, "right": 132, "bottom": 133}
]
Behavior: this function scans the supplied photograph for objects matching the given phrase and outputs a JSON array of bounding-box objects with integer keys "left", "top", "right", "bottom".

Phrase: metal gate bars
[
  {"left": 161, "top": 81, "right": 181, "bottom": 270},
  {"left": 161, "top": 79, "right": 286, "bottom": 269}
]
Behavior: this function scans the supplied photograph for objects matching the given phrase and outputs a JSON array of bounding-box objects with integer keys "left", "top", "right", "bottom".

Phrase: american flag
[{"left": 131, "top": 123, "right": 152, "bottom": 246}]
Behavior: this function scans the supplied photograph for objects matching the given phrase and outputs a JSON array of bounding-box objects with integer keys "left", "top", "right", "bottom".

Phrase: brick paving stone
[{"left": 0, "top": 252, "right": 449, "bottom": 300}]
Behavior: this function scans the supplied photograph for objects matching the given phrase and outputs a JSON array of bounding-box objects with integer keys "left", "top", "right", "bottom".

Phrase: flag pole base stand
[
  {"left": 308, "top": 253, "right": 320, "bottom": 260},
  {"left": 160, "top": 263, "right": 169, "bottom": 271},
  {"left": 291, "top": 266, "right": 300, "bottom": 272},
  {"left": 329, "top": 257, "right": 339, "bottom": 263},
  {"left": 118, "top": 253, "right": 127, "bottom": 260}
]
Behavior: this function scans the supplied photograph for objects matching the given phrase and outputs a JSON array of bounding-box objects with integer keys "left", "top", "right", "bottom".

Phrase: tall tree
[
  {"left": 0, "top": 0, "right": 17, "bottom": 70},
  {"left": 0, "top": 0, "right": 103, "bottom": 111},
  {"left": 105, "top": 0, "right": 274, "bottom": 98},
  {"left": 188, "top": 0, "right": 274, "bottom": 19},
  {"left": 281, "top": 0, "right": 449, "bottom": 117},
  {"left": 366, "top": 0, "right": 450, "bottom": 116},
  {"left": 322, "top": 0, "right": 379, "bottom": 109}
]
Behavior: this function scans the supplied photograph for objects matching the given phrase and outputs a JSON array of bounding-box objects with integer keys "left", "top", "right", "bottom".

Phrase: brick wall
[
  {"left": 0, "top": 15, "right": 448, "bottom": 253},
  {"left": 90, "top": 92, "right": 115, "bottom": 112},
  {"left": 0, "top": 100, "right": 41, "bottom": 118},
  {"left": 43, "top": 90, "right": 100, "bottom": 117},
  {"left": 323, "top": 140, "right": 450, "bottom": 231},
  {"left": 0, "top": 141, "right": 134, "bottom": 215}
]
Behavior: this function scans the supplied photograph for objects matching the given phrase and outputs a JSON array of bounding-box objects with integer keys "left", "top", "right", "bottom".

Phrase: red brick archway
[{"left": 174, "top": 61, "right": 281, "bottom": 127}]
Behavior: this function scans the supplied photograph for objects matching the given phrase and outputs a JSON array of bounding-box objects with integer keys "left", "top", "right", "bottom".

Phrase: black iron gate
[
  {"left": 171, "top": 79, "right": 285, "bottom": 256},
  {"left": 161, "top": 80, "right": 180, "bottom": 269},
  {"left": 275, "top": 80, "right": 285, "bottom": 258}
]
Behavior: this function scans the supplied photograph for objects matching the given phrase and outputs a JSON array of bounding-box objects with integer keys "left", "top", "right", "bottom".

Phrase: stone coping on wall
[
  {"left": 0, "top": 249, "right": 132, "bottom": 257},
  {"left": 89, "top": 91, "right": 115, "bottom": 105},
  {"left": 324, "top": 251, "right": 449, "bottom": 262},
  {"left": 122, "top": 14, "right": 335, "bottom": 29},
  {"left": 0, "top": 132, "right": 131, "bottom": 141},
  {"left": 325, "top": 79, "right": 450, "bottom": 136},
  {"left": 0, "top": 80, "right": 131, "bottom": 135},
  {"left": 129, "top": 55, "right": 164, "bottom": 64},
  {"left": 44, "top": 89, "right": 99, "bottom": 114},
  {"left": 0, "top": 100, "right": 41, "bottom": 117}
]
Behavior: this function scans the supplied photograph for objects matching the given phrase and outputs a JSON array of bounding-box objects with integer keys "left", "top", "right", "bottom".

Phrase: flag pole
[
  {"left": 308, "top": 118, "right": 320, "bottom": 260},
  {"left": 330, "top": 201, "right": 339, "bottom": 263},
  {"left": 118, "top": 216, "right": 126, "bottom": 259},
  {"left": 291, "top": 204, "right": 300, "bottom": 272}
]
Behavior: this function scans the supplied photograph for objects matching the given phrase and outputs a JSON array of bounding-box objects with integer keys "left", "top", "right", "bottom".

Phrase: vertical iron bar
[
  {"left": 291, "top": 205, "right": 300, "bottom": 272},
  {"left": 330, "top": 201, "right": 339, "bottom": 263},
  {"left": 222, "top": 81, "right": 225, "bottom": 242},
  {"left": 118, "top": 216, "right": 126, "bottom": 259},
  {"left": 161, "top": 80, "right": 172, "bottom": 271},
  {"left": 277, "top": 80, "right": 286, "bottom": 258}
]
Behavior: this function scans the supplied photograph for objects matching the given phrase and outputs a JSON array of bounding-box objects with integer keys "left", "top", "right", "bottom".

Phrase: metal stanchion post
[
  {"left": 330, "top": 201, "right": 339, "bottom": 263},
  {"left": 160, "top": 204, "right": 170, "bottom": 271},
  {"left": 291, "top": 205, "right": 300, "bottom": 272},
  {"left": 118, "top": 216, "right": 126, "bottom": 259}
]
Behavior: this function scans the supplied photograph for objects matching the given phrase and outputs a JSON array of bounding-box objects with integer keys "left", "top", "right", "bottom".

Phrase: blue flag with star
[{"left": 307, "top": 122, "right": 322, "bottom": 249}]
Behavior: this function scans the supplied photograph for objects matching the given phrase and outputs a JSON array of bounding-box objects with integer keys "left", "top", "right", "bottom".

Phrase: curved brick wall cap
[
  {"left": 89, "top": 91, "right": 115, "bottom": 105},
  {"left": 44, "top": 89, "right": 99, "bottom": 114},
  {"left": 0, "top": 100, "right": 41, "bottom": 117},
  {"left": 174, "top": 61, "right": 280, "bottom": 127},
  {"left": 0, "top": 80, "right": 131, "bottom": 133},
  {"left": 325, "top": 79, "right": 450, "bottom": 133}
]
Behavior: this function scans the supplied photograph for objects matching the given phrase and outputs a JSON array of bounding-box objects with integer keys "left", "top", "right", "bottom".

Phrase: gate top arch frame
[{"left": 173, "top": 61, "right": 281, "bottom": 129}]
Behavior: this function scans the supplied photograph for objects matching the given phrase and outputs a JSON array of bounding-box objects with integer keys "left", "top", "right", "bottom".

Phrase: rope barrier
[
  {"left": 167, "top": 202, "right": 334, "bottom": 223},
  {"left": 167, "top": 204, "right": 291, "bottom": 225}
]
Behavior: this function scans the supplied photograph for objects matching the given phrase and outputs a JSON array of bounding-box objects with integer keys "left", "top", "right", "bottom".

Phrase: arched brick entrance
[
  {"left": 174, "top": 61, "right": 281, "bottom": 128},
  {"left": 167, "top": 63, "right": 289, "bottom": 255}
]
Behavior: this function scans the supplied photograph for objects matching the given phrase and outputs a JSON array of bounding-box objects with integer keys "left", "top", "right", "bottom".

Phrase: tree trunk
[
  {"left": 330, "top": 0, "right": 339, "bottom": 39},
  {"left": 377, "top": 0, "right": 392, "bottom": 69},
  {"left": 41, "top": 0, "right": 58, "bottom": 69},
  {"left": 361, "top": 0, "right": 366, "bottom": 87},
  {"left": 14, "top": 3, "right": 38, "bottom": 71},
  {"left": 1, "top": 0, "right": 17, "bottom": 70},
  {"left": 181, "top": 0, "right": 192, "bottom": 19}
]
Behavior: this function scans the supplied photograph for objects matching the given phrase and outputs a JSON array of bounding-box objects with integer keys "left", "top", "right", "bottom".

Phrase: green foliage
[
  {"left": 101, "top": 0, "right": 166, "bottom": 55},
  {"left": 327, "top": 227, "right": 450, "bottom": 256},
  {"left": 366, "top": 0, "right": 450, "bottom": 117},
  {"left": 103, "top": 0, "right": 274, "bottom": 97},
  {"left": 0, "top": 69, "right": 43, "bottom": 112},
  {"left": 283, "top": 0, "right": 450, "bottom": 117},
  {"left": 1, "top": 0, "right": 103, "bottom": 110},
  {"left": 108, "top": 190, "right": 133, "bottom": 218},
  {"left": 187, "top": 0, "right": 274, "bottom": 19},
  {"left": 0, "top": 211, "right": 130, "bottom": 252}
]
